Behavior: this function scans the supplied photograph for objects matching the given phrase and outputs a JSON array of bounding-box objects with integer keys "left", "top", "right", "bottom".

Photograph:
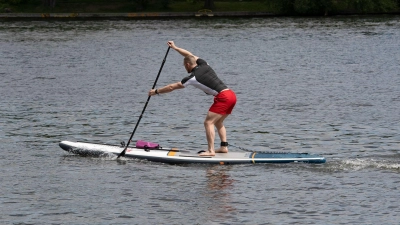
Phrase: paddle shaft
[{"left": 117, "top": 47, "right": 171, "bottom": 158}]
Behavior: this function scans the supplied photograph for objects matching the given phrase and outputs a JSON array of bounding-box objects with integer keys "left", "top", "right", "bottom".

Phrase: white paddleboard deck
[{"left": 59, "top": 141, "right": 326, "bottom": 164}]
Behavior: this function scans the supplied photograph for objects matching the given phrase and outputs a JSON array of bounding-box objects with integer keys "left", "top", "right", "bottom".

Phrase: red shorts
[{"left": 209, "top": 89, "right": 237, "bottom": 115}]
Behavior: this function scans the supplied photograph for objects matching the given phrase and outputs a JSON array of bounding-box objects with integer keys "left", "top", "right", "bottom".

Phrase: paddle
[{"left": 117, "top": 47, "right": 171, "bottom": 158}]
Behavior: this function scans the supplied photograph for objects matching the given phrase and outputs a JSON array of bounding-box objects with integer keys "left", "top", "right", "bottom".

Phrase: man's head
[{"left": 183, "top": 55, "right": 197, "bottom": 73}]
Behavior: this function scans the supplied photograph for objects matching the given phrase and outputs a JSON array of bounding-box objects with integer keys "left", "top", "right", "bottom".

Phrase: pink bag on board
[{"left": 135, "top": 140, "right": 160, "bottom": 149}]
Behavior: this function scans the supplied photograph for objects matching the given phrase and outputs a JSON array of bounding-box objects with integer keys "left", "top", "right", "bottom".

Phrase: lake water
[{"left": 1, "top": 16, "right": 399, "bottom": 224}]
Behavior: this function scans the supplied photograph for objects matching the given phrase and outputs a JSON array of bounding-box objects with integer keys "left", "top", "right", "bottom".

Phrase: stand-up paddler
[{"left": 148, "top": 41, "right": 237, "bottom": 156}]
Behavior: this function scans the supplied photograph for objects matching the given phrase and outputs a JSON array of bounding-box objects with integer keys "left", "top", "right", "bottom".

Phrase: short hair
[{"left": 183, "top": 55, "right": 196, "bottom": 65}]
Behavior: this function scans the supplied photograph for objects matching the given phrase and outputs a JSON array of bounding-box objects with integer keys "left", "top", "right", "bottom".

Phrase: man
[{"left": 149, "top": 41, "right": 237, "bottom": 156}]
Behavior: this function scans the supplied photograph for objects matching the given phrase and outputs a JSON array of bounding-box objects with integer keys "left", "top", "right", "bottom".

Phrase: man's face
[{"left": 183, "top": 61, "right": 190, "bottom": 73}]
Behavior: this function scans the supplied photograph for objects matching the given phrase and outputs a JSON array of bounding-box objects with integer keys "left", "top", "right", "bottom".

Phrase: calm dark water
[{"left": 1, "top": 16, "right": 399, "bottom": 224}]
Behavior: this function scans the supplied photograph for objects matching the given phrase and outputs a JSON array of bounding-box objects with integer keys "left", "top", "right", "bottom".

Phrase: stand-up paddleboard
[{"left": 59, "top": 140, "right": 326, "bottom": 164}]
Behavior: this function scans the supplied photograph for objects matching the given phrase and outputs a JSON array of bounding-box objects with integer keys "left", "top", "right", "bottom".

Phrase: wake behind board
[{"left": 59, "top": 141, "right": 326, "bottom": 164}]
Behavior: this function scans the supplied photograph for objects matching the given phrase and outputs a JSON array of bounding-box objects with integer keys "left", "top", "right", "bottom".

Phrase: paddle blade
[{"left": 117, "top": 147, "right": 127, "bottom": 158}]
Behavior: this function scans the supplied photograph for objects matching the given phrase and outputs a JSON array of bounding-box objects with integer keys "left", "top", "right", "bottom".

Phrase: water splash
[{"left": 330, "top": 158, "right": 400, "bottom": 172}]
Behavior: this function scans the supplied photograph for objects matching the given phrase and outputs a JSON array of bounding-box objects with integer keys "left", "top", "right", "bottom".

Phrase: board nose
[{"left": 59, "top": 141, "right": 72, "bottom": 151}]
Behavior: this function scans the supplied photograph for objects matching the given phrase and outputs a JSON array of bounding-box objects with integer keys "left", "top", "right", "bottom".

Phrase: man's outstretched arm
[{"left": 149, "top": 81, "right": 185, "bottom": 96}]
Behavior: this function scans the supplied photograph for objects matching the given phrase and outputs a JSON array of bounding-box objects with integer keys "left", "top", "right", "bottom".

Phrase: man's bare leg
[
  {"left": 215, "top": 114, "right": 229, "bottom": 153},
  {"left": 200, "top": 112, "right": 229, "bottom": 156}
]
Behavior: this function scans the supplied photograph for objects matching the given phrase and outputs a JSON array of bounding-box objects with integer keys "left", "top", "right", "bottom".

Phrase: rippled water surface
[{"left": 1, "top": 16, "right": 399, "bottom": 224}]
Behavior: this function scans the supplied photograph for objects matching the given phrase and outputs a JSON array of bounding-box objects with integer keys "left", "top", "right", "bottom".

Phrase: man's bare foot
[
  {"left": 199, "top": 150, "right": 215, "bottom": 156},
  {"left": 215, "top": 147, "right": 228, "bottom": 153}
]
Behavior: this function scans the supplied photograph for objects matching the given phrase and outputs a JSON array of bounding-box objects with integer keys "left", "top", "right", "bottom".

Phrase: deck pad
[{"left": 178, "top": 154, "right": 213, "bottom": 158}]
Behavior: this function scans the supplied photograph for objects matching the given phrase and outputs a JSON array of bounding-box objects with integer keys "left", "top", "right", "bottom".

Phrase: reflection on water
[{"left": 204, "top": 166, "right": 236, "bottom": 221}]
